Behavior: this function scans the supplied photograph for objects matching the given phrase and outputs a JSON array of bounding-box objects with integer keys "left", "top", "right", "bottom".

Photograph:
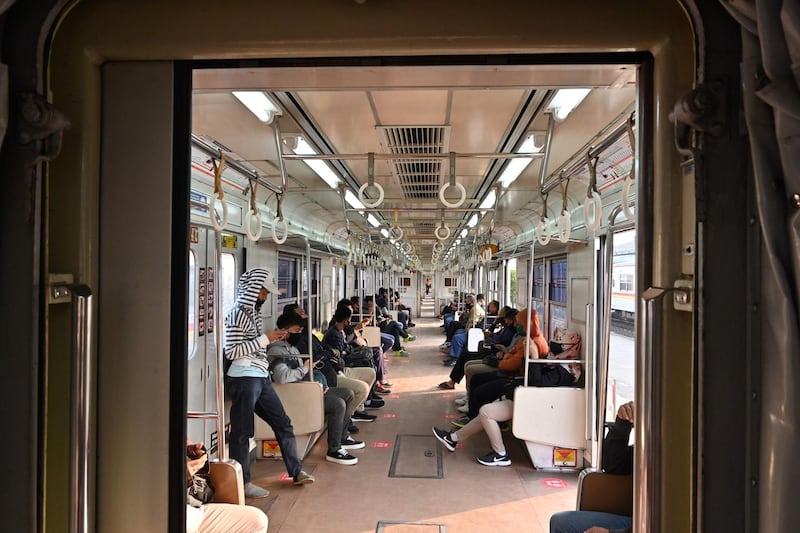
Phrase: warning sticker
[
  {"left": 553, "top": 447, "right": 578, "bottom": 467},
  {"left": 542, "top": 478, "right": 569, "bottom": 489}
]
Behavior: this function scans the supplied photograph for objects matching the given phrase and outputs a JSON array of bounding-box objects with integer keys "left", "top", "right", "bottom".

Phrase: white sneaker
[
  {"left": 244, "top": 482, "right": 270, "bottom": 498},
  {"left": 457, "top": 404, "right": 469, "bottom": 413},
  {"left": 454, "top": 397, "right": 467, "bottom": 406}
]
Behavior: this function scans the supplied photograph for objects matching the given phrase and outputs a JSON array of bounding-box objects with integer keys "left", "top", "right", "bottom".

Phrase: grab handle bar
[
  {"left": 69, "top": 285, "right": 94, "bottom": 533},
  {"left": 635, "top": 286, "right": 684, "bottom": 533}
]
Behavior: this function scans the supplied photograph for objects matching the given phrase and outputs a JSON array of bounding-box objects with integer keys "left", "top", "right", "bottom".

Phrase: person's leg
[
  {"left": 449, "top": 332, "right": 467, "bottom": 358},
  {"left": 463, "top": 361, "right": 497, "bottom": 392},
  {"left": 252, "top": 378, "right": 302, "bottom": 477},
  {"left": 478, "top": 399, "right": 513, "bottom": 454},
  {"left": 450, "top": 351, "right": 485, "bottom": 384},
  {"left": 342, "top": 366, "right": 376, "bottom": 409},
  {"left": 225, "top": 377, "right": 259, "bottom": 484},
  {"left": 326, "top": 386, "right": 356, "bottom": 442},
  {"left": 549, "top": 510, "right": 632, "bottom": 533},
  {"left": 199, "top": 503, "right": 269, "bottom": 533},
  {"left": 398, "top": 310, "right": 409, "bottom": 329},
  {"left": 467, "top": 376, "right": 506, "bottom": 419},
  {"left": 379, "top": 332, "right": 394, "bottom": 354},
  {"left": 322, "top": 392, "right": 347, "bottom": 451},
  {"left": 371, "top": 346, "right": 387, "bottom": 382},
  {"left": 337, "top": 373, "right": 370, "bottom": 411},
  {"left": 453, "top": 415, "right": 485, "bottom": 442}
]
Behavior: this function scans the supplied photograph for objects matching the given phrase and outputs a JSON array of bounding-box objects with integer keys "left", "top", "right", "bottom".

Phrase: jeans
[
  {"left": 549, "top": 510, "right": 632, "bottom": 533},
  {"left": 449, "top": 332, "right": 467, "bottom": 358},
  {"left": 379, "top": 332, "right": 394, "bottom": 354},
  {"left": 227, "top": 376, "right": 302, "bottom": 483},
  {"left": 324, "top": 386, "right": 355, "bottom": 451}
]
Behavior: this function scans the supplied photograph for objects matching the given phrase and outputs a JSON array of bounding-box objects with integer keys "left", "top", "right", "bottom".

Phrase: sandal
[{"left": 437, "top": 381, "right": 455, "bottom": 390}]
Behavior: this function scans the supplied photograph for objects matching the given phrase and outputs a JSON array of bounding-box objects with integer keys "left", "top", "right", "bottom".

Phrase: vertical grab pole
[
  {"left": 213, "top": 232, "right": 227, "bottom": 460},
  {"left": 305, "top": 236, "right": 313, "bottom": 374},
  {"left": 69, "top": 285, "right": 94, "bottom": 533},
  {"left": 636, "top": 288, "right": 667, "bottom": 533},
  {"left": 596, "top": 212, "right": 617, "bottom": 466},
  {"left": 523, "top": 242, "right": 535, "bottom": 386}
]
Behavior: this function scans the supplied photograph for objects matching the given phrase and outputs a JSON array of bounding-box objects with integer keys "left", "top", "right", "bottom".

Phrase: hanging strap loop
[
  {"left": 622, "top": 112, "right": 636, "bottom": 221},
  {"left": 440, "top": 152, "right": 466, "bottom": 208},
  {"left": 271, "top": 193, "right": 288, "bottom": 244},
  {"left": 583, "top": 152, "right": 603, "bottom": 233},
  {"left": 210, "top": 153, "right": 228, "bottom": 231},
  {"left": 244, "top": 179, "right": 263, "bottom": 241},
  {"left": 557, "top": 175, "right": 572, "bottom": 242},
  {"left": 358, "top": 152, "right": 385, "bottom": 208}
]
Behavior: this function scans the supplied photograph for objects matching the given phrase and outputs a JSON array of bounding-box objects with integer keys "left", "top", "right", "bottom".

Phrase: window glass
[
  {"left": 550, "top": 259, "right": 568, "bottom": 304},
  {"left": 548, "top": 304, "right": 567, "bottom": 336},
  {"left": 220, "top": 253, "right": 237, "bottom": 318},
  {"left": 607, "top": 229, "right": 637, "bottom": 422},
  {"left": 278, "top": 257, "right": 297, "bottom": 299},
  {"left": 532, "top": 262, "right": 545, "bottom": 300},
  {"left": 188, "top": 251, "right": 197, "bottom": 359}
]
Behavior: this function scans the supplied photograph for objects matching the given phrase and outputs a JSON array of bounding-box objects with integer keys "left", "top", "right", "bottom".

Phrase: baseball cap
[{"left": 261, "top": 269, "right": 281, "bottom": 294}]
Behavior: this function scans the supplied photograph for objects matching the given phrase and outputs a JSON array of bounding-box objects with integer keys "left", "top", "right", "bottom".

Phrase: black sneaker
[
  {"left": 347, "top": 423, "right": 360, "bottom": 433},
  {"left": 365, "top": 398, "right": 385, "bottom": 409},
  {"left": 477, "top": 450, "right": 511, "bottom": 467},
  {"left": 351, "top": 411, "right": 377, "bottom": 422},
  {"left": 432, "top": 427, "right": 456, "bottom": 452},
  {"left": 326, "top": 448, "right": 358, "bottom": 465},
  {"left": 341, "top": 436, "right": 365, "bottom": 450}
]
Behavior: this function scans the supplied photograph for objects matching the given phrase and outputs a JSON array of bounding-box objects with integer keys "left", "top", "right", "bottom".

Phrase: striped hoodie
[{"left": 224, "top": 268, "right": 270, "bottom": 376}]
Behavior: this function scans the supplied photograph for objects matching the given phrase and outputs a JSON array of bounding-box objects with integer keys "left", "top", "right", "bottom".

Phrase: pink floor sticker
[
  {"left": 443, "top": 413, "right": 460, "bottom": 419},
  {"left": 372, "top": 441, "right": 393, "bottom": 448},
  {"left": 541, "top": 478, "right": 569, "bottom": 489},
  {"left": 381, "top": 413, "right": 398, "bottom": 419}
]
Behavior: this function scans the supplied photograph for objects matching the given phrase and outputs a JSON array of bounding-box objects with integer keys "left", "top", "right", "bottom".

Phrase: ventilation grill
[{"left": 377, "top": 126, "right": 451, "bottom": 199}]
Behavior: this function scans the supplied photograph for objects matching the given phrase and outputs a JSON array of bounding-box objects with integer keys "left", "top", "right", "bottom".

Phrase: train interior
[
  {"left": 10, "top": 1, "right": 798, "bottom": 533},
  {"left": 185, "top": 62, "right": 641, "bottom": 532}
]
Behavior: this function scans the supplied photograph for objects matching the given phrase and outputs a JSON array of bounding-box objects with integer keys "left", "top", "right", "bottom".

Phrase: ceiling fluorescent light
[
  {"left": 381, "top": 228, "right": 389, "bottom": 238},
  {"left": 460, "top": 229, "right": 468, "bottom": 238},
  {"left": 367, "top": 214, "right": 380, "bottom": 228},
  {"left": 549, "top": 88, "right": 591, "bottom": 121},
  {"left": 294, "top": 137, "right": 341, "bottom": 189},
  {"left": 344, "top": 189, "right": 365, "bottom": 210},
  {"left": 232, "top": 91, "right": 282, "bottom": 123},
  {"left": 498, "top": 133, "right": 543, "bottom": 188},
  {"left": 467, "top": 214, "right": 479, "bottom": 228},
  {"left": 479, "top": 189, "right": 497, "bottom": 210}
]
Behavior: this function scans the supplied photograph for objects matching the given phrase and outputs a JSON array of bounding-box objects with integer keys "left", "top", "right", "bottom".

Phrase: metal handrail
[
  {"left": 636, "top": 287, "right": 670, "bottom": 533},
  {"left": 69, "top": 285, "right": 93, "bottom": 533},
  {"left": 281, "top": 151, "right": 546, "bottom": 161},
  {"left": 213, "top": 232, "right": 228, "bottom": 460}
]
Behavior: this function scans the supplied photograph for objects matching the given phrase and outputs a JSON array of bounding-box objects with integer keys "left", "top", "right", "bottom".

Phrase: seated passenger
[
  {"left": 185, "top": 440, "right": 269, "bottom": 533},
  {"left": 269, "top": 313, "right": 363, "bottom": 465},
  {"left": 530, "top": 328, "right": 583, "bottom": 387},
  {"left": 437, "top": 308, "right": 517, "bottom": 390},
  {"left": 443, "top": 294, "right": 484, "bottom": 343},
  {"left": 441, "top": 300, "right": 505, "bottom": 365},
  {"left": 549, "top": 402, "right": 635, "bottom": 533},
  {"left": 451, "top": 308, "right": 548, "bottom": 427},
  {"left": 367, "top": 296, "right": 414, "bottom": 356},
  {"left": 282, "top": 304, "right": 378, "bottom": 424},
  {"left": 432, "top": 396, "right": 514, "bottom": 467}
]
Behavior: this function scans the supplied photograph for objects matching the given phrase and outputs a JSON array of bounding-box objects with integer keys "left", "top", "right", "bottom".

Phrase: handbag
[
  {"left": 345, "top": 345, "right": 375, "bottom": 368},
  {"left": 186, "top": 444, "right": 214, "bottom": 507}
]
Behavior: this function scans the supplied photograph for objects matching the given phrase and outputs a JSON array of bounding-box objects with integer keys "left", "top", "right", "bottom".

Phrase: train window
[
  {"left": 187, "top": 250, "right": 197, "bottom": 359},
  {"left": 219, "top": 253, "right": 236, "bottom": 317},
  {"left": 550, "top": 259, "right": 568, "bottom": 304},
  {"left": 278, "top": 256, "right": 298, "bottom": 300},
  {"left": 607, "top": 229, "right": 636, "bottom": 419},
  {"left": 506, "top": 258, "right": 517, "bottom": 307}
]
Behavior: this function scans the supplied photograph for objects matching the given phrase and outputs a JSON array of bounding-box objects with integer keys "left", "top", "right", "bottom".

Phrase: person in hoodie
[
  {"left": 224, "top": 268, "right": 314, "bottom": 499},
  {"left": 267, "top": 313, "right": 364, "bottom": 465}
]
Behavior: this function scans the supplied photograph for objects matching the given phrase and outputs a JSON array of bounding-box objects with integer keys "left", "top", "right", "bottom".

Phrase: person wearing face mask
[{"left": 224, "top": 268, "right": 315, "bottom": 498}]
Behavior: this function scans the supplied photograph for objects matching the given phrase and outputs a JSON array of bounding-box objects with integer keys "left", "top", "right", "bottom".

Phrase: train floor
[{"left": 246, "top": 317, "right": 579, "bottom": 533}]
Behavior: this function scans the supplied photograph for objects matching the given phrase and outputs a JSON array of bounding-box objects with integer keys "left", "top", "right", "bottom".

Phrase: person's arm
[
  {"left": 602, "top": 402, "right": 634, "bottom": 475},
  {"left": 498, "top": 340, "right": 528, "bottom": 372},
  {"left": 224, "top": 310, "right": 285, "bottom": 360}
]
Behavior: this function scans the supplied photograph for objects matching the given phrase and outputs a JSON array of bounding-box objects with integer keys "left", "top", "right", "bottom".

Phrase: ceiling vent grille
[{"left": 377, "top": 126, "right": 451, "bottom": 199}]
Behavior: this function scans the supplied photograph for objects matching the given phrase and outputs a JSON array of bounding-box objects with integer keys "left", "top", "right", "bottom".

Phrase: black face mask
[
  {"left": 254, "top": 298, "right": 265, "bottom": 312},
  {"left": 288, "top": 332, "right": 303, "bottom": 346}
]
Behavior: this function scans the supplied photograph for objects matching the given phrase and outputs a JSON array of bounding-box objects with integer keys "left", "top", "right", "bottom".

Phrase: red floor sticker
[
  {"left": 279, "top": 473, "right": 293, "bottom": 482},
  {"left": 443, "top": 413, "right": 461, "bottom": 419},
  {"left": 456, "top": 442, "right": 465, "bottom": 449},
  {"left": 372, "top": 441, "right": 393, "bottom": 448},
  {"left": 388, "top": 394, "right": 400, "bottom": 399},
  {"left": 542, "top": 478, "right": 569, "bottom": 489},
  {"left": 381, "top": 413, "right": 398, "bottom": 419}
]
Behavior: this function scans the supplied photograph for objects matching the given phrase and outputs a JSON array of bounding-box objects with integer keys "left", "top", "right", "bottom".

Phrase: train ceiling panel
[{"left": 191, "top": 63, "right": 636, "bottom": 265}]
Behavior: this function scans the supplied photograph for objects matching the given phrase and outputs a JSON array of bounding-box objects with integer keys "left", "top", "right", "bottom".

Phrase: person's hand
[
  {"left": 584, "top": 528, "right": 610, "bottom": 533},
  {"left": 495, "top": 344, "right": 505, "bottom": 352},
  {"left": 266, "top": 329, "right": 288, "bottom": 343},
  {"left": 617, "top": 401, "right": 635, "bottom": 424}
]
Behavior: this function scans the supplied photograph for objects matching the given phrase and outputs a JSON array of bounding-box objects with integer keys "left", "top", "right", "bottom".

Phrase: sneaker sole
[
  {"left": 352, "top": 417, "right": 376, "bottom": 422},
  {"left": 293, "top": 478, "right": 314, "bottom": 485},
  {"left": 432, "top": 428, "right": 456, "bottom": 452},
  {"left": 326, "top": 456, "right": 358, "bottom": 465},
  {"left": 244, "top": 490, "right": 270, "bottom": 499},
  {"left": 477, "top": 458, "right": 511, "bottom": 467},
  {"left": 341, "top": 442, "right": 365, "bottom": 450}
]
